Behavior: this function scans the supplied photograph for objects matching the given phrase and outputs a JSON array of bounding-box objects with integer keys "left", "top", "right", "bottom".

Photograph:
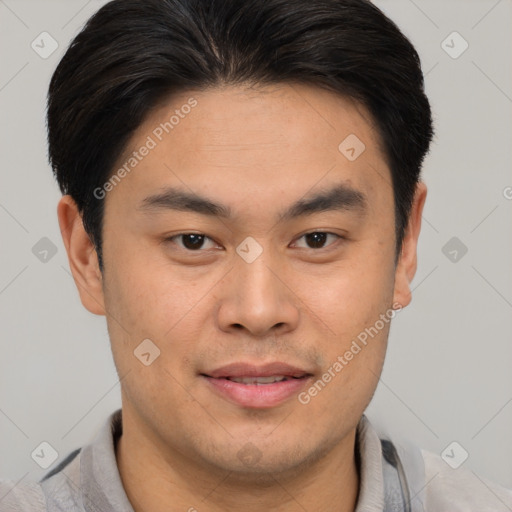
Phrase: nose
[{"left": 216, "top": 248, "right": 300, "bottom": 338}]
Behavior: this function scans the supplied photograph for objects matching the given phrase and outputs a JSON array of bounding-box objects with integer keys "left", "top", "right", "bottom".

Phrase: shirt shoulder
[
  {"left": 366, "top": 415, "right": 512, "bottom": 511},
  {"left": 0, "top": 479, "right": 46, "bottom": 512},
  {"left": 421, "top": 449, "right": 512, "bottom": 511},
  {"left": 0, "top": 447, "right": 84, "bottom": 512}
]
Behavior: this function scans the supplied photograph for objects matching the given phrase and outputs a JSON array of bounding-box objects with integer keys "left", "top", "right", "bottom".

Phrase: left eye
[
  {"left": 168, "top": 233, "right": 219, "bottom": 251},
  {"left": 292, "top": 232, "right": 341, "bottom": 249}
]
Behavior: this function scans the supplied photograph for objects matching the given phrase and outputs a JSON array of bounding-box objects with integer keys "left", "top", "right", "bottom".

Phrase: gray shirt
[{"left": 1, "top": 409, "right": 511, "bottom": 511}]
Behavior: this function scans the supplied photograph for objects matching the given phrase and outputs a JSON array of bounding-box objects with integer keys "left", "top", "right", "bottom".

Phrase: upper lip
[{"left": 203, "top": 362, "right": 313, "bottom": 379}]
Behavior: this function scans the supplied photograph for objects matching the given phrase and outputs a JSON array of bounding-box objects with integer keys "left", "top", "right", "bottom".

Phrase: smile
[{"left": 201, "top": 362, "right": 313, "bottom": 408}]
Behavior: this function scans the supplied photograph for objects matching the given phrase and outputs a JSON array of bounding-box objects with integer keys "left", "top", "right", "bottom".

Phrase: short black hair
[{"left": 47, "top": 0, "right": 434, "bottom": 270}]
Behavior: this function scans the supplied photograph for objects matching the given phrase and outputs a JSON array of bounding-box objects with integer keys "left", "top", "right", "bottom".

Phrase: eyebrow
[{"left": 138, "top": 183, "right": 367, "bottom": 221}]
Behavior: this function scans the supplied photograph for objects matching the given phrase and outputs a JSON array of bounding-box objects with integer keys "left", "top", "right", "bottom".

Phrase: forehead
[
  {"left": 108, "top": 83, "right": 392, "bottom": 218},
  {"left": 144, "top": 82, "right": 382, "bottom": 162}
]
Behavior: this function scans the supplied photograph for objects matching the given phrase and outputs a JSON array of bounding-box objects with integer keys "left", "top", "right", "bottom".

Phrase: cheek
[
  {"left": 293, "top": 252, "right": 395, "bottom": 338},
  {"left": 291, "top": 247, "right": 394, "bottom": 405},
  {"left": 103, "top": 249, "right": 209, "bottom": 338},
  {"left": 102, "top": 257, "right": 204, "bottom": 408},
  {"left": 102, "top": 250, "right": 222, "bottom": 401}
]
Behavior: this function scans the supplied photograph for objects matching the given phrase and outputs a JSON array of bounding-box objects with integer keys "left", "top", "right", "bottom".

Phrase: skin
[{"left": 58, "top": 83, "right": 426, "bottom": 512}]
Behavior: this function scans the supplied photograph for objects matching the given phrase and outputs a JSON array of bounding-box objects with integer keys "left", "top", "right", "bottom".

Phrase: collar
[
  {"left": 80, "top": 409, "right": 135, "bottom": 512},
  {"left": 79, "top": 409, "right": 387, "bottom": 512}
]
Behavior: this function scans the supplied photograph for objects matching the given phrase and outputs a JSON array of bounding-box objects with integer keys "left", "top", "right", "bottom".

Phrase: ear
[
  {"left": 393, "top": 182, "right": 427, "bottom": 308},
  {"left": 57, "top": 195, "right": 106, "bottom": 315}
]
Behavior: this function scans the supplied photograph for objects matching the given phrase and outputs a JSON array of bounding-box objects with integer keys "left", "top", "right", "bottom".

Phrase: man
[{"left": 1, "top": 0, "right": 511, "bottom": 510}]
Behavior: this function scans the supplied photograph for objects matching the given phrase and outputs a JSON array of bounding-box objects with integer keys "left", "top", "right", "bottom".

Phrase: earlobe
[
  {"left": 57, "top": 195, "right": 106, "bottom": 316},
  {"left": 392, "top": 182, "right": 427, "bottom": 308}
]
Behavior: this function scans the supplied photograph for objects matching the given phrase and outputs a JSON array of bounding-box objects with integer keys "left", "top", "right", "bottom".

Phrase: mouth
[
  {"left": 224, "top": 375, "right": 306, "bottom": 384},
  {"left": 200, "top": 362, "right": 313, "bottom": 408}
]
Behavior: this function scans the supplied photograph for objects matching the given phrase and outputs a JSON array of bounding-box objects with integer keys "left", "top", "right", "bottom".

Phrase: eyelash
[{"left": 164, "top": 231, "right": 344, "bottom": 252}]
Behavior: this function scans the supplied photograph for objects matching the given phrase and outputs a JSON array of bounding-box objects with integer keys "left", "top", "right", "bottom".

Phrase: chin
[{"left": 200, "top": 436, "right": 333, "bottom": 484}]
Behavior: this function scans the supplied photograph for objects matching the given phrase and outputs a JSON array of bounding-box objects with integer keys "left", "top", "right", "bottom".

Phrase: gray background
[{"left": 1, "top": 0, "right": 511, "bottom": 491}]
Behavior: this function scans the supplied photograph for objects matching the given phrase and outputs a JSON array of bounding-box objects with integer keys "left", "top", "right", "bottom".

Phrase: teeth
[{"left": 228, "top": 375, "right": 288, "bottom": 384}]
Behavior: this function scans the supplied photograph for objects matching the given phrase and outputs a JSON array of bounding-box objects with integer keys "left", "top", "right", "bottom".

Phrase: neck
[{"left": 116, "top": 410, "right": 360, "bottom": 512}]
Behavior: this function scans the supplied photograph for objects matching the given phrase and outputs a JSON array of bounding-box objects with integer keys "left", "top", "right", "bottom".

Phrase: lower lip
[{"left": 203, "top": 376, "right": 311, "bottom": 409}]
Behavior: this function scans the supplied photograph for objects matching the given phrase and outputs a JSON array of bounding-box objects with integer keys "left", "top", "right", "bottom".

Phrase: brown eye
[
  {"left": 167, "top": 233, "right": 218, "bottom": 251},
  {"left": 181, "top": 234, "right": 206, "bottom": 250},
  {"left": 294, "top": 232, "right": 341, "bottom": 249},
  {"left": 305, "top": 232, "right": 328, "bottom": 248}
]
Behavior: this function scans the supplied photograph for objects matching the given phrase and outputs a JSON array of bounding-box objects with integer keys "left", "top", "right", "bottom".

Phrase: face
[{"left": 61, "top": 83, "right": 423, "bottom": 479}]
